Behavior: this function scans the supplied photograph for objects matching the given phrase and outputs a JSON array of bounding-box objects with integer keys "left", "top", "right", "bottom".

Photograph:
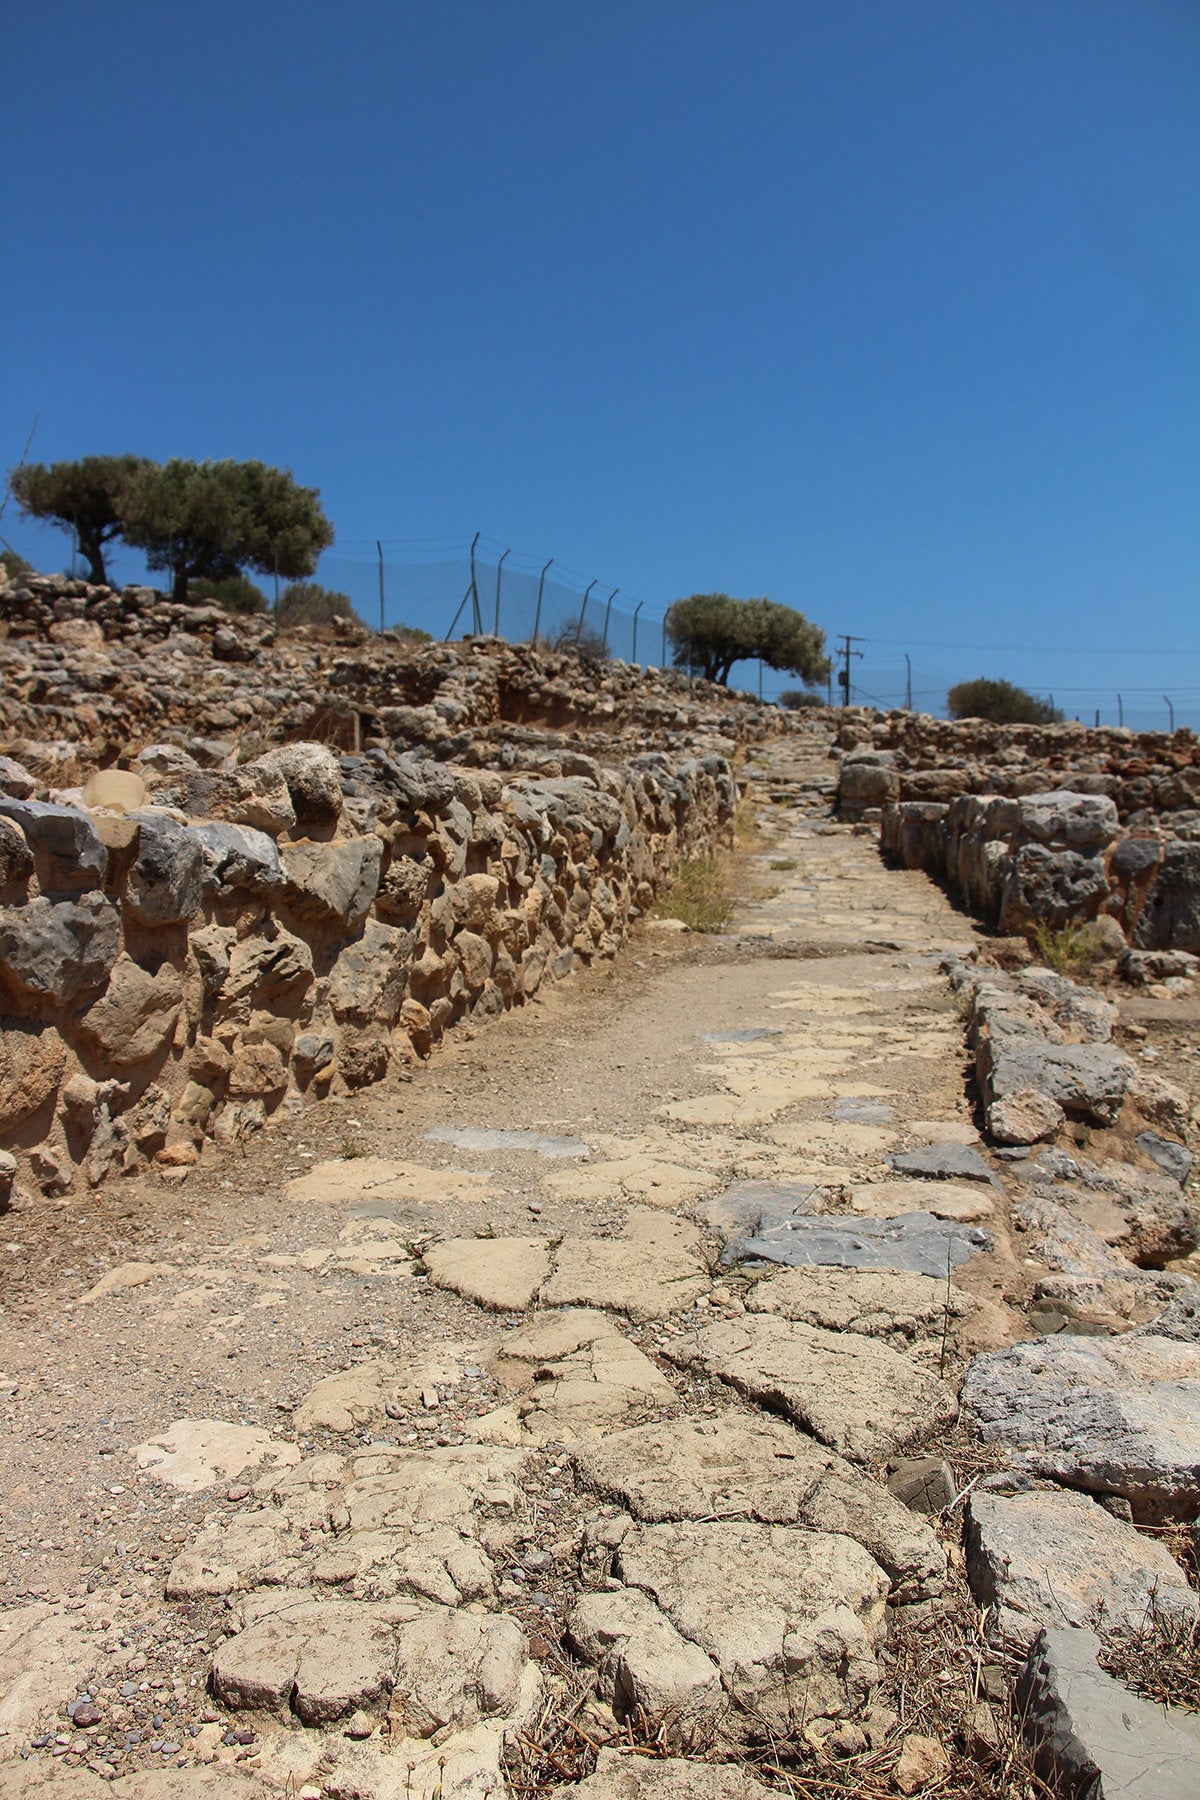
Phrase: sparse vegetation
[
  {"left": 778, "top": 687, "right": 825, "bottom": 710},
  {"left": 190, "top": 572, "right": 270, "bottom": 614},
  {"left": 277, "top": 580, "right": 361, "bottom": 628},
  {"left": 0, "top": 547, "right": 34, "bottom": 579},
  {"left": 947, "top": 677, "right": 1063, "bottom": 726},
  {"left": 1030, "top": 919, "right": 1106, "bottom": 978},
  {"left": 650, "top": 858, "right": 733, "bottom": 932}
]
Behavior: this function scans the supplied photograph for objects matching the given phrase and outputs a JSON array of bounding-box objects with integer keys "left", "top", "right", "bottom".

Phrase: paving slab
[
  {"left": 1017, "top": 1625, "right": 1200, "bottom": 1800},
  {"left": 574, "top": 1413, "right": 945, "bottom": 1599},
  {"left": 424, "top": 1125, "right": 588, "bottom": 1157},
  {"left": 132, "top": 1418, "right": 301, "bottom": 1493},
  {"left": 747, "top": 1262, "right": 973, "bottom": 1343},
  {"left": 540, "top": 1209, "right": 711, "bottom": 1319},
  {"left": 421, "top": 1235, "right": 551, "bottom": 1311},
  {"left": 722, "top": 1209, "right": 992, "bottom": 1278},
  {"left": 672, "top": 1312, "right": 959, "bottom": 1464},
  {"left": 962, "top": 1331, "right": 1200, "bottom": 1523},
  {"left": 469, "top": 1308, "right": 675, "bottom": 1444}
]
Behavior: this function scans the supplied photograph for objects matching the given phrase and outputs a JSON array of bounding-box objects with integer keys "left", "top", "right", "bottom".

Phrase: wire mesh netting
[{"left": 321, "top": 537, "right": 671, "bottom": 669}]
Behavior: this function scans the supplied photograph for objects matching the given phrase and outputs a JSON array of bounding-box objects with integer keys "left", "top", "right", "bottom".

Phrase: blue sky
[{"left": 2, "top": 1, "right": 1197, "bottom": 725}]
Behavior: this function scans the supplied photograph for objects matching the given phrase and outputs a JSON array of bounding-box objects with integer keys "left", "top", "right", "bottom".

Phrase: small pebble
[{"left": 225, "top": 1485, "right": 249, "bottom": 1503}]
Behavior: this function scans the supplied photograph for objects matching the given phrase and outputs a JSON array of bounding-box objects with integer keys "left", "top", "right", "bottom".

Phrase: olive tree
[
  {"left": 665, "top": 593, "right": 830, "bottom": 689},
  {"left": 9, "top": 454, "right": 151, "bottom": 585},
  {"left": 122, "top": 459, "right": 334, "bottom": 604}
]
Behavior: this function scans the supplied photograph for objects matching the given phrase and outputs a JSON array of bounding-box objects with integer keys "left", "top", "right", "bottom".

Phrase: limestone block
[
  {"left": 0, "top": 796, "right": 107, "bottom": 889},
  {"left": 123, "top": 813, "right": 206, "bottom": 924},
  {"left": 251, "top": 742, "right": 343, "bottom": 822},
  {"left": 673, "top": 1313, "right": 958, "bottom": 1465},
  {"left": 0, "top": 892, "right": 120, "bottom": 1006},
  {"left": 282, "top": 836, "right": 382, "bottom": 931},
  {"left": 73, "top": 953, "right": 182, "bottom": 1068}
]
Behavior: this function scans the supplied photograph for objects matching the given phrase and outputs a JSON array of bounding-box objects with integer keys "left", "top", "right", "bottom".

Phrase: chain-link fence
[{"left": 319, "top": 535, "right": 672, "bottom": 668}]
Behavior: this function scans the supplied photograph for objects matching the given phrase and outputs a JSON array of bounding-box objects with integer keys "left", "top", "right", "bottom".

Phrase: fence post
[
  {"left": 493, "top": 548, "right": 510, "bottom": 637},
  {"left": 576, "top": 580, "right": 597, "bottom": 643},
  {"left": 601, "top": 588, "right": 618, "bottom": 650},
  {"left": 469, "top": 532, "right": 482, "bottom": 634},
  {"left": 376, "top": 540, "right": 385, "bottom": 634},
  {"left": 631, "top": 600, "right": 643, "bottom": 664},
  {"left": 532, "top": 558, "right": 553, "bottom": 644},
  {"left": 661, "top": 619, "right": 667, "bottom": 667},
  {"left": 1165, "top": 695, "right": 1175, "bottom": 732}
]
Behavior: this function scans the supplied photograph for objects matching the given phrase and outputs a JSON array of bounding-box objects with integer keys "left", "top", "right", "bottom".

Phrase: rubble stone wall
[
  {"left": 0, "top": 573, "right": 748, "bottom": 1199},
  {"left": 829, "top": 708, "right": 1200, "bottom": 950}
]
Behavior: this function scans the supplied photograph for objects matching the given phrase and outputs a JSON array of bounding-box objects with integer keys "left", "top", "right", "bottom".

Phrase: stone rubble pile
[{"left": 0, "top": 569, "right": 796, "bottom": 772}]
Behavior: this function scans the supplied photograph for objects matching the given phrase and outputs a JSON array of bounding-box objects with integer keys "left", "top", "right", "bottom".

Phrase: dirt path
[{"left": 0, "top": 733, "right": 1188, "bottom": 1797}]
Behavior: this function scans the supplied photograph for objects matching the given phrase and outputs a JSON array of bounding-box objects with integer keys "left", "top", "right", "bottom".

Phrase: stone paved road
[{"left": 1, "top": 729, "right": 1195, "bottom": 1798}]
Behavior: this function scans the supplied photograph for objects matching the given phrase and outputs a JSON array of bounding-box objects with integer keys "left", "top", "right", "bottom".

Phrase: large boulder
[
  {"left": 0, "top": 893, "right": 121, "bottom": 1006},
  {"left": 123, "top": 813, "right": 206, "bottom": 924},
  {"left": 193, "top": 820, "right": 285, "bottom": 895},
  {"left": 0, "top": 797, "right": 107, "bottom": 890},
  {"left": 965, "top": 1485, "right": 1198, "bottom": 1644},
  {"left": 282, "top": 837, "right": 383, "bottom": 931},
  {"left": 1136, "top": 841, "right": 1200, "bottom": 952},
  {"left": 962, "top": 1332, "right": 1200, "bottom": 1523},
  {"left": 250, "top": 743, "right": 343, "bottom": 824},
  {"left": 73, "top": 953, "right": 183, "bottom": 1069},
  {"left": 0, "top": 1019, "right": 67, "bottom": 1131}
]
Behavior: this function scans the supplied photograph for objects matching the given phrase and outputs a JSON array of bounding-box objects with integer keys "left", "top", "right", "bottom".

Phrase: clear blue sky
[{"left": 2, "top": 1, "right": 1197, "bottom": 725}]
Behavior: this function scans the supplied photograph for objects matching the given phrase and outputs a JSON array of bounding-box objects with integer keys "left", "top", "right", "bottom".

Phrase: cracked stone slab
[
  {"left": 693, "top": 1179, "right": 830, "bottom": 1241},
  {"left": 889, "top": 1143, "right": 997, "bottom": 1183},
  {"left": 211, "top": 1592, "right": 535, "bottom": 1733},
  {"left": 293, "top": 1344, "right": 479, "bottom": 1435},
  {"left": 540, "top": 1210, "right": 712, "bottom": 1320},
  {"left": 672, "top": 1313, "right": 959, "bottom": 1465},
  {"left": 422, "top": 1236, "right": 552, "bottom": 1311},
  {"left": 961, "top": 1332, "right": 1200, "bottom": 1523},
  {"left": 848, "top": 1178, "right": 996, "bottom": 1222},
  {"left": 168, "top": 1443, "right": 526, "bottom": 1606},
  {"left": 1017, "top": 1626, "right": 1200, "bottom": 1800},
  {"left": 567, "top": 1587, "right": 723, "bottom": 1734},
  {"left": 544, "top": 1152, "right": 716, "bottom": 1210},
  {"left": 425, "top": 1125, "right": 588, "bottom": 1158},
  {"left": 724, "top": 1210, "right": 992, "bottom": 1279},
  {"left": 169, "top": 1447, "right": 525, "bottom": 1605},
  {"left": 285, "top": 1157, "right": 496, "bottom": 1209},
  {"left": 469, "top": 1308, "right": 676, "bottom": 1444},
  {"left": 133, "top": 1418, "right": 301, "bottom": 1492},
  {"left": 612, "top": 1518, "right": 888, "bottom": 1735},
  {"left": 574, "top": 1413, "right": 944, "bottom": 1600},
  {"left": 747, "top": 1263, "right": 973, "bottom": 1344},
  {"left": 965, "top": 1487, "right": 1198, "bottom": 1647}
]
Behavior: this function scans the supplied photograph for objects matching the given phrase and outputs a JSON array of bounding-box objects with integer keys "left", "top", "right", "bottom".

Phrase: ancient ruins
[{"left": 0, "top": 566, "right": 1197, "bottom": 1799}]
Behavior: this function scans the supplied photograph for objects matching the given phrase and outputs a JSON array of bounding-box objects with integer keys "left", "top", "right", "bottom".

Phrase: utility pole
[
  {"left": 837, "top": 634, "right": 865, "bottom": 706},
  {"left": 904, "top": 653, "right": 912, "bottom": 711}
]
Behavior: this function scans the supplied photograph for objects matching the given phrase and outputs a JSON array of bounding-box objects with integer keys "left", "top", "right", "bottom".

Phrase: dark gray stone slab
[
  {"left": 831, "top": 1098, "right": 896, "bottom": 1124},
  {"left": 1137, "top": 1131, "right": 1193, "bottom": 1183},
  {"left": 693, "top": 1180, "right": 826, "bottom": 1245},
  {"left": 699, "top": 1028, "right": 782, "bottom": 1043},
  {"left": 889, "top": 1143, "right": 996, "bottom": 1184},
  {"left": 425, "top": 1125, "right": 589, "bottom": 1159},
  {"left": 1017, "top": 1625, "right": 1200, "bottom": 1800},
  {"left": 722, "top": 1210, "right": 991, "bottom": 1279}
]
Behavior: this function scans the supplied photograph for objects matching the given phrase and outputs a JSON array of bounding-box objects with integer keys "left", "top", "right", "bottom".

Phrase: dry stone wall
[
  {"left": 830, "top": 708, "right": 1200, "bottom": 949},
  {"left": 0, "top": 569, "right": 752, "bottom": 1201}
]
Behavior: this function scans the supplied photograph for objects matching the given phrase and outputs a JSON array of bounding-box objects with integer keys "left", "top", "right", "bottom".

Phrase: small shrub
[
  {"left": 191, "top": 572, "right": 269, "bottom": 614},
  {"left": 768, "top": 858, "right": 797, "bottom": 871},
  {"left": 650, "top": 858, "right": 732, "bottom": 933},
  {"left": 777, "top": 687, "right": 823, "bottom": 710},
  {"left": 948, "top": 677, "right": 1062, "bottom": 725},
  {"left": 1030, "top": 920, "right": 1105, "bottom": 978},
  {"left": 552, "top": 622, "right": 610, "bottom": 666},
  {"left": 278, "top": 580, "right": 362, "bottom": 628}
]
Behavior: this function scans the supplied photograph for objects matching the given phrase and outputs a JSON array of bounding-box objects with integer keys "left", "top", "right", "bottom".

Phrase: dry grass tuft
[
  {"left": 1099, "top": 1586, "right": 1200, "bottom": 1713},
  {"left": 650, "top": 858, "right": 734, "bottom": 933}
]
